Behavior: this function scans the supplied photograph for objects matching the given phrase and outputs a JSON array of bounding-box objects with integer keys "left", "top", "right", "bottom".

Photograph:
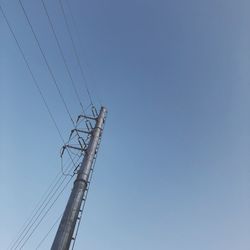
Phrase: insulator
[
  {"left": 60, "top": 145, "right": 66, "bottom": 158},
  {"left": 68, "top": 129, "right": 75, "bottom": 141},
  {"left": 78, "top": 137, "right": 87, "bottom": 150},
  {"left": 91, "top": 106, "right": 98, "bottom": 117},
  {"left": 85, "top": 120, "right": 93, "bottom": 131}
]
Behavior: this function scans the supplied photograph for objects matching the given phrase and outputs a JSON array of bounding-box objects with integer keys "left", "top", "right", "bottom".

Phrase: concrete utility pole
[{"left": 51, "top": 106, "right": 107, "bottom": 250}]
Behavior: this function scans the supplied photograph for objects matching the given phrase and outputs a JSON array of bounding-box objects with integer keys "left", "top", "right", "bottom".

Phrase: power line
[
  {"left": 2, "top": 1, "right": 104, "bottom": 248},
  {"left": 18, "top": 0, "right": 75, "bottom": 126},
  {"left": 17, "top": 0, "right": 82, "bottom": 173},
  {"left": 0, "top": 3, "right": 65, "bottom": 144},
  {"left": 19, "top": 174, "right": 76, "bottom": 249},
  {"left": 64, "top": 0, "right": 103, "bottom": 107},
  {"left": 0, "top": 0, "right": 78, "bottom": 188},
  {"left": 11, "top": 155, "right": 82, "bottom": 250},
  {"left": 40, "top": 0, "right": 86, "bottom": 115},
  {"left": 0, "top": 5, "right": 83, "bottom": 249},
  {"left": 7, "top": 168, "right": 63, "bottom": 250},
  {"left": 58, "top": 0, "right": 94, "bottom": 106},
  {"left": 13, "top": 158, "right": 80, "bottom": 249},
  {"left": 9, "top": 154, "right": 80, "bottom": 250},
  {"left": 36, "top": 214, "right": 62, "bottom": 249}
]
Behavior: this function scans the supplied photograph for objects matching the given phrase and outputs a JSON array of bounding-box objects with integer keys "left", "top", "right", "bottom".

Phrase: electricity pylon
[{"left": 51, "top": 106, "right": 107, "bottom": 250}]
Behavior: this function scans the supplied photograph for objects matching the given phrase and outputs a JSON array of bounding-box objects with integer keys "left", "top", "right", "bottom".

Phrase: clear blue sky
[{"left": 0, "top": 0, "right": 249, "bottom": 249}]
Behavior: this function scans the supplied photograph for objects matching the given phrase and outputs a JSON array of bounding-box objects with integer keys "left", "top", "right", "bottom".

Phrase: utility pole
[{"left": 51, "top": 106, "right": 107, "bottom": 250}]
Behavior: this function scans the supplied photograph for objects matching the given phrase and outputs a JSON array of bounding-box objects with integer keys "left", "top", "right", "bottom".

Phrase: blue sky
[{"left": 0, "top": 0, "right": 249, "bottom": 249}]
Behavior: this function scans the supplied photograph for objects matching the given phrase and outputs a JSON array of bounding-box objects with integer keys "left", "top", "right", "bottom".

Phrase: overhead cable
[
  {"left": 18, "top": 174, "right": 75, "bottom": 249},
  {"left": 0, "top": 4, "right": 66, "bottom": 144},
  {"left": 17, "top": 0, "right": 85, "bottom": 172},
  {"left": 0, "top": 0, "right": 78, "bottom": 187},
  {"left": 9, "top": 154, "right": 80, "bottom": 250},
  {"left": 18, "top": 0, "right": 75, "bottom": 126},
  {"left": 40, "top": 0, "right": 86, "bottom": 115},
  {"left": 58, "top": 0, "right": 94, "bottom": 106},
  {"left": 11, "top": 155, "right": 82, "bottom": 249},
  {"left": 35, "top": 215, "right": 62, "bottom": 249},
  {"left": 64, "top": 0, "right": 103, "bottom": 107}
]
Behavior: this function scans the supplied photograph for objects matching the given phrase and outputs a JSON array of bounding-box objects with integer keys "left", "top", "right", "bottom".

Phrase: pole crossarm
[{"left": 77, "top": 114, "right": 97, "bottom": 122}]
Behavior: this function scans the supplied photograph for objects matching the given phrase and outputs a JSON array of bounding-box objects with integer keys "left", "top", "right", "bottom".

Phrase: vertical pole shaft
[{"left": 51, "top": 106, "right": 107, "bottom": 250}]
